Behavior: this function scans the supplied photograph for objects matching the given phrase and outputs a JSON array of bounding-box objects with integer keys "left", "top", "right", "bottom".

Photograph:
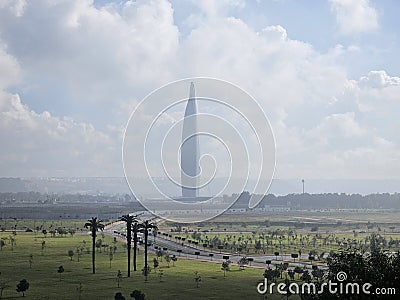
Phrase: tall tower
[{"left": 181, "top": 82, "right": 199, "bottom": 198}]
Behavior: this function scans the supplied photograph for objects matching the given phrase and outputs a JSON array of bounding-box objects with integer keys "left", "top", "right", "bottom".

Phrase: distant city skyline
[{"left": 2, "top": 177, "right": 400, "bottom": 197}]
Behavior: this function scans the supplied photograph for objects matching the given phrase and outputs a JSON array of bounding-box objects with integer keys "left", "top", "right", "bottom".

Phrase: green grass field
[
  {"left": 0, "top": 233, "right": 294, "bottom": 300},
  {"left": 2, "top": 211, "right": 400, "bottom": 299}
]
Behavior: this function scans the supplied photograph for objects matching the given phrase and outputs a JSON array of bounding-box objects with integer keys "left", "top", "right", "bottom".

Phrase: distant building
[
  {"left": 181, "top": 82, "right": 199, "bottom": 198},
  {"left": 264, "top": 204, "right": 290, "bottom": 212}
]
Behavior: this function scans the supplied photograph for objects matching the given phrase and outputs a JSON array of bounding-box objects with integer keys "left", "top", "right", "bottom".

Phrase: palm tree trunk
[
  {"left": 144, "top": 229, "right": 148, "bottom": 278},
  {"left": 127, "top": 230, "right": 131, "bottom": 277},
  {"left": 133, "top": 231, "right": 137, "bottom": 271},
  {"left": 92, "top": 230, "right": 96, "bottom": 274}
]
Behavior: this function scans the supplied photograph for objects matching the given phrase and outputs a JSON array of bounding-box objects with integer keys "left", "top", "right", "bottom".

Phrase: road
[{"left": 104, "top": 221, "right": 327, "bottom": 270}]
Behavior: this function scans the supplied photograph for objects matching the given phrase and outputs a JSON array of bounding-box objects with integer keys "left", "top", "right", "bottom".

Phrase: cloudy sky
[{"left": 0, "top": 0, "right": 399, "bottom": 180}]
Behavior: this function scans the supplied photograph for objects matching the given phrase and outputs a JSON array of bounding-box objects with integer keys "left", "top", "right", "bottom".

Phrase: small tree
[
  {"left": 288, "top": 269, "right": 295, "bottom": 281},
  {"left": 95, "top": 239, "right": 103, "bottom": 252},
  {"left": 156, "top": 249, "right": 164, "bottom": 262},
  {"left": 109, "top": 250, "right": 113, "bottom": 268},
  {"left": 58, "top": 265, "right": 65, "bottom": 281},
  {"left": 68, "top": 228, "right": 76, "bottom": 237},
  {"left": 116, "top": 270, "right": 122, "bottom": 288},
  {"left": 194, "top": 271, "right": 201, "bottom": 288},
  {"left": 0, "top": 240, "right": 5, "bottom": 251},
  {"left": 76, "top": 247, "right": 82, "bottom": 262},
  {"left": 141, "top": 266, "right": 151, "bottom": 281},
  {"left": 28, "top": 254, "right": 33, "bottom": 268},
  {"left": 113, "top": 237, "right": 118, "bottom": 252},
  {"left": 115, "top": 292, "right": 125, "bottom": 300},
  {"left": 264, "top": 268, "right": 279, "bottom": 282},
  {"left": 76, "top": 282, "right": 83, "bottom": 300},
  {"left": 0, "top": 282, "right": 10, "bottom": 298},
  {"left": 9, "top": 236, "right": 15, "bottom": 251},
  {"left": 171, "top": 255, "right": 177, "bottom": 267},
  {"left": 294, "top": 266, "right": 303, "bottom": 279},
  {"left": 158, "top": 269, "right": 164, "bottom": 282},
  {"left": 41, "top": 240, "right": 46, "bottom": 255},
  {"left": 130, "top": 290, "right": 146, "bottom": 300},
  {"left": 238, "top": 256, "right": 249, "bottom": 270},
  {"left": 300, "top": 270, "right": 312, "bottom": 282},
  {"left": 16, "top": 279, "right": 29, "bottom": 297},
  {"left": 221, "top": 261, "right": 230, "bottom": 278},
  {"left": 68, "top": 250, "right": 74, "bottom": 261},
  {"left": 165, "top": 255, "right": 171, "bottom": 268},
  {"left": 153, "top": 258, "right": 159, "bottom": 269},
  {"left": 274, "top": 251, "right": 279, "bottom": 261},
  {"left": 311, "top": 267, "right": 324, "bottom": 282}
]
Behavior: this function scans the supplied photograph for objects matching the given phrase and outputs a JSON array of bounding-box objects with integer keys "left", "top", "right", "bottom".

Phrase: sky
[{"left": 0, "top": 0, "right": 399, "bottom": 180}]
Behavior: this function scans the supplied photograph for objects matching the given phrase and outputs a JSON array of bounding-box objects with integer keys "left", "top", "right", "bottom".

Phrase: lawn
[{"left": 0, "top": 232, "right": 295, "bottom": 300}]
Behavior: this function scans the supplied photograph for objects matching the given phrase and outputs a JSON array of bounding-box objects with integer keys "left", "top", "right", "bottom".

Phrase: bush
[{"left": 130, "top": 290, "right": 146, "bottom": 300}]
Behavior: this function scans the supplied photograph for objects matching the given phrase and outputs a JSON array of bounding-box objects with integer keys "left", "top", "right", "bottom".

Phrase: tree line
[{"left": 230, "top": 191, "right": 400, "bottom": 209}]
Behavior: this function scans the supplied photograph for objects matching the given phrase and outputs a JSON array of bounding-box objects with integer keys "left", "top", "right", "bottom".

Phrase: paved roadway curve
[{"left": 104, "top": 221, "right": 327, "bottom": 271}]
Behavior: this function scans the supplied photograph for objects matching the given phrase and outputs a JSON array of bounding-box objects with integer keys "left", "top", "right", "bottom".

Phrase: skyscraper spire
[{"left": 181, "top": 82, "right": 199, "bottom": 198}]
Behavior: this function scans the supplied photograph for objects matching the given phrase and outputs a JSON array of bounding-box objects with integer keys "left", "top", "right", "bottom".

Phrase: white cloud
[
  {"left": 260, "top": 25, "right": 287, "bottom": 41},
  {"left": 0, "top": 90, "right": 119, "bottom": 177},
  {"left": 0, "top": 0, "right": 26, "bottom": 17},
  {"left": 329, "top": 0, "right": 378, "bottom": 35},
  {"left": 0, "top": 45, "right": 20, "bottom": 88},
  {"left": 0, "top": 0, "right": 180, "bottom": 114},
  {"left": 0, "top": 0, "right": 398, "bottom": 181},
  {"left": 359, "top": 70, "right": 400, "bottom": 89},
  {"left": 313, "top": 136, "right": 400, "bottom": 179},
  {"left": 0, "top": 39, "right": 119, "bottom": 176},
  {"left": 309, "top": 112, "right": 365, "bottom": 141},
  {"left": 276, "top": 70, "right": 400, "bottom": 179}
]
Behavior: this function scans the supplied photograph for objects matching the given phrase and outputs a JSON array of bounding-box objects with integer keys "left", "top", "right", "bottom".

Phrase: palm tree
[
  {"left": 132, "top": 221, "right": 144, "bottom": 272},
  {"left": 142, "top": 219, "right": 158, "bottom": 279},
  {"left": 84, "top": 217, "right": 104, "bottom": 274},
  {"left": 120, "top": 214, "right": 137, "bottom": 277}
]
